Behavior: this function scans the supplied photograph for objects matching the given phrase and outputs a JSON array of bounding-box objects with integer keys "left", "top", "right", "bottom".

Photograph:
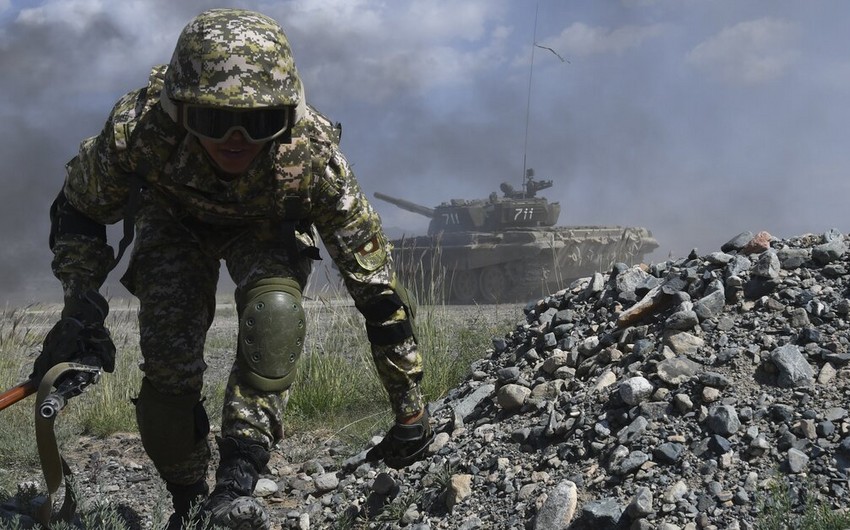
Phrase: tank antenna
[{"left": 521, "top": 2, "right": 540, "bottom": 197}]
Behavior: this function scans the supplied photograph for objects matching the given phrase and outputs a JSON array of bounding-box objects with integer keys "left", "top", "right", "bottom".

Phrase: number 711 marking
[
  {"left": 442, "top": 212, "right": 460, "bottom": 225},
  {"left": 514, "top": 208, "right": 535, "bottom": 220}
]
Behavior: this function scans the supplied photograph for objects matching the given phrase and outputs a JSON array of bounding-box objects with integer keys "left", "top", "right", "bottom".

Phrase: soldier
[{"left": 30, "top": 8, "right": 432, "bottom": 529}]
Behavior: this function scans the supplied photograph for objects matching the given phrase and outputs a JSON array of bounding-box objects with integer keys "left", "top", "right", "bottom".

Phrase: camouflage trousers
[{"left": 121, "top": 204, "right": 312, "bottom": 485}]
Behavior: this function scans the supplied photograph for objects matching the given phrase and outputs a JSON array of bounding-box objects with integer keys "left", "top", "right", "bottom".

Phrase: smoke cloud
[{"left": 1, "top": 0, "right": 848, "bottom": 304}]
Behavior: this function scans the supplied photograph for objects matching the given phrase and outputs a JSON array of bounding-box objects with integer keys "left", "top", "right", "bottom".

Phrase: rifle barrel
[
  {"left": 0, "top": 380, "right": 37, "bottom": 412},
  {"left": 38, "top": 394, "right": 66, "bottom": 419}
]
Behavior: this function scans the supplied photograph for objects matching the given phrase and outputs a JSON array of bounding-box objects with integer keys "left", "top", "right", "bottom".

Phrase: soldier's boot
[
  {"left": 165, "top": 480, "right": 208, "bottom": 530},
  {"left": 202, "top": 436, "right": 271, "bottom": 530}
]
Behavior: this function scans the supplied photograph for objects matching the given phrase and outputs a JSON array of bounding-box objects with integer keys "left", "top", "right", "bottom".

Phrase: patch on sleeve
[{"left": 354, "top": 235, "right": 387, "bottom": 272}]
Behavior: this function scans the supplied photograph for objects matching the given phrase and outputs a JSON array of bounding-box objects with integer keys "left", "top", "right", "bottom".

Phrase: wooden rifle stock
[{"left": 0, "top": 379, "right": 37, "bottom": 412}]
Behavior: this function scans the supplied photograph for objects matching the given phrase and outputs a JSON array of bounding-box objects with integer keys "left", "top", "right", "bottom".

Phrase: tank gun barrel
[{"left": 374, "top": 192, "right": 436, "bottom": 218}]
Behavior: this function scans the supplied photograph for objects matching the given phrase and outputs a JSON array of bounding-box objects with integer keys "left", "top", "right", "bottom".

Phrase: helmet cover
[{"left": 164, "top": 8, "right": 304, "bottom": 110}]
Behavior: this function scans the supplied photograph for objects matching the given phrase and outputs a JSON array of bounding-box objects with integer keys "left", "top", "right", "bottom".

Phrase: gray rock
[
  {"left": 497, "top": 366, "right": 521, "bottom": 384},
  {"left": 663, "top": 330, "right": 705, "bottom": 355},
  {"left": 445, "top": 474, "right": 473, "bottom": 510},
  {"left": 721, "top": 231, "right": 754, "bottom": 252},
  {"left": 825, "top": 407, "right": 848, "bottom": 422},
  {"left": 812, "top": 229, "right": 847, "bottom": 264},
  {"left": 752, "top": 249, "right": 781, "bottom": 280},
  {"left": 627, "top": 487, "right": 654, "bottom": 518},
  {"left": 573, "top": 497, "right": 626, "bottom": 529},
  {"left": 619, "top": 376, "right": 654, "bottom": 406},
  {"left": 618, "top": 416, "right": 648, "bottom": 445},
  {"left": 706, "top": 405, "right": 741, "bottom": 436},
  {"left": 541, "top": 352, "right": 569, "bottom": 374},
  {"left": 662, "top": 480, "right": 689, "bottom": 504},
  {"left": 698, "top": 372, "right": 731, "bottom": 388},
  {"left": 656, "top": 357, "right": 701, "bottom": 385},
  {"left": 532, "top": 379, "right": 567, "bottom": 400},
  {"left": 770, "top": 344, "right": 815, "bottom": 387},
  {"left": 665, "top": 310, "right": 700, "bottom": 331},
  {"left": 706, "top": 252, "right": 734, "bottom": 265},
  {"left": 534, "top": 480, "right": 578, "bottom": 529},
  {"left": 554, "top": 309, "right": 576, "bottom": 325},
  {"left": 452, "top": 384, "right": 495, "bottom": 423},
  {"left": 614, "top": 451, "right": 650, "bottom": 475},
  {"left": 616, "top": 267, "right": 653, "bottom": 294},
  {"left": 497, "top": 384, "right": 531, "bottom": 410},
  {"left": 694, "top": 289, "right": 726, "bottom": 321},
  {"left": 725, "top": 255, "right": 752, "bottom": 278},
  {"left": 253, "top": 478, "right": 278, "bottom": 497},
  {"left": 787, "top": 448, "right": 809, "bottom": 473},
  {"left": 777, "top": 247, "right": 810, "bottom": 269},
  {"left": 654, "top": 442, "right": 684, "bottom": 464},
  {"left": 314, "top": 473, "right": 339, "bottom": 493},
  {"left": 538, "top": 307, "right": 559, "bottom": 327}
]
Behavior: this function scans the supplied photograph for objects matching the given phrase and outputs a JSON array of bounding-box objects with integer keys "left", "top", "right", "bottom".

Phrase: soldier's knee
[
  {"left": 135, "top": 378, "right": 210, "bottom": 469},
  {"left": 236, "top": 277, "right": 305, "bottom": 392}
]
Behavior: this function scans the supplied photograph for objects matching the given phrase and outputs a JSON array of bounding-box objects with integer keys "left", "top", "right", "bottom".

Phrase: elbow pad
[{"left": 49, "top": 189, "right": 106, "bottom": 251}]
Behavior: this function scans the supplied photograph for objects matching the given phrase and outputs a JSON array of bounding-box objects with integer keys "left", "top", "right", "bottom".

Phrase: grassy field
[{"left": 0, "top": 290, "right": 522, "bottom": 499}]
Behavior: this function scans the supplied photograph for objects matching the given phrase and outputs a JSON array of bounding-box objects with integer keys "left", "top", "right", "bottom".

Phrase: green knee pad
[
  {"left": 237, "top": 277, "right": 305, "bottom": 392},
  {"left": 135, "top": 378, "right": 210, "bottom": 468}
]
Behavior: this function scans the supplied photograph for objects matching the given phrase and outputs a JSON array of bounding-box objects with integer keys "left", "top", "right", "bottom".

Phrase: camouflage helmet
[{"left": 163, "top": 9, "right": 305, "bottom": 116}]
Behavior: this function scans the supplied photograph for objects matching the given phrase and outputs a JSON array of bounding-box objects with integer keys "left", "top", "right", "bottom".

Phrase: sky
[{"left": 1, "top": 0, "right": 849, "bottom": 304}]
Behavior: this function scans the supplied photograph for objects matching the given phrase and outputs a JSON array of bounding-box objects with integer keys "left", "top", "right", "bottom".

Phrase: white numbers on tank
[
  {"left": 514, "top": 208, "right": 536, "bottom": 220},
  {"left": 442, "top": 212, "right": 460, "bottom": 225}
]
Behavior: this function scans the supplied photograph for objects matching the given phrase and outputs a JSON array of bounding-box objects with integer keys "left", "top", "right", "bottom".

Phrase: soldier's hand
[
  {"left": 366, "top": 408, "right": 434, "bottom": 469},
  {"left": 30, "top": 290, "right": 116, "bottom": 385}
]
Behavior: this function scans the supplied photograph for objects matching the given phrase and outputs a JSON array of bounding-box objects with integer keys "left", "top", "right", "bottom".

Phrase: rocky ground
[{"left": 2, "top": 228, "right": 850, "bottom": 529}]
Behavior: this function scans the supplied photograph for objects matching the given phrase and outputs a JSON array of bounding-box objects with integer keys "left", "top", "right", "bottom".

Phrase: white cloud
[
  {"left": 686, "top": 17, "right": 799, "bottom": 85},
  {"left": 7, "top": 0, "right": 189, "bottom": 97},
  {"left": 0, "top": 0, "right": 10, "bottom": 14},
  {"left": 15, "top": 0, "right": 102, "bottom": 31},
  {"left": 0, "top": 0, "right": 513, "bottom": 105},
  {"left": 545, "top": 22, "right": 665, "bottom": 58},
  {"left": 279, "top": 0, "right": 512, "bottom": 102}
]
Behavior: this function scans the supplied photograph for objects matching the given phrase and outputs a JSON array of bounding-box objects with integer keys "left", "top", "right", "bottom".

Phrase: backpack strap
[
  {"left": 111, "top": 170, "right": 148, "bottom": 270},
  {"left": 109, "top": 66, "right": 168, "bottom": 270}
]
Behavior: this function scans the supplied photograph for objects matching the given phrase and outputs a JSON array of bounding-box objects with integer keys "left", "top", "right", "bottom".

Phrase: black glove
[
  {"left": 366, "top": 409, "right": 434, "bottom": 469},
  {"left": 30, "top": 290, "right": 116, "bottom": 385}
]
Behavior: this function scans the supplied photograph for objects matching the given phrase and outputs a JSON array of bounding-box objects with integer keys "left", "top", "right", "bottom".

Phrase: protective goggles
[{"left": 181, "top": 105, "right": 294, "bottom": 144}]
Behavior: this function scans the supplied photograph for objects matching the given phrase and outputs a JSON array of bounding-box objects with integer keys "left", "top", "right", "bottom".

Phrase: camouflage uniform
[{"left": 50, "top": 9, "right": 424, "bottom": 487}]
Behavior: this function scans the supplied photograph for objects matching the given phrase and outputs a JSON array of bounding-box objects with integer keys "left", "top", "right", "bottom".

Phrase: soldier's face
[{"left": 199, "top": 130, "right": 266, "bottom": 175}]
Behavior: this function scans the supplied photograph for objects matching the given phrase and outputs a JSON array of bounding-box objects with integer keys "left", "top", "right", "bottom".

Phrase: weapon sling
[
  {"left": 30, "top": 177, "right": 144, "bottom": 527},
  {"left": 33, "top": 362, "right": 101, "bottom": 528}
]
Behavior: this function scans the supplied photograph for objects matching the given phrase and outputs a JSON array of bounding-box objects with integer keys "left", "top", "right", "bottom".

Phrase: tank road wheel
[
  {"left": 450, "top": 270, "right": 479, "bottom": 304},
  {"left": 479, "top": 266, "right": 508, "bottom": 303}
]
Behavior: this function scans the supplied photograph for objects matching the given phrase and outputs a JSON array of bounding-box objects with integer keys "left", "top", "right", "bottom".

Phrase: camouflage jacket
[{"left": 54, "top": 65, "right": 397, "bottom": 307}]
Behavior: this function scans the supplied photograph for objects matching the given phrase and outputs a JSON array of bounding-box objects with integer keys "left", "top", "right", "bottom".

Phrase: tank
[{"left": 374, "top": 170, "right": 659, "bottom": 304}]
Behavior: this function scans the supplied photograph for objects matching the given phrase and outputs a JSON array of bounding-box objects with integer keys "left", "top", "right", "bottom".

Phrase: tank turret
[
  {"left": 375, "top": 174, "right": 561, "bottom": 237},
  {"left": 373, "top": 171, "right": 659, "bottom": 304}
]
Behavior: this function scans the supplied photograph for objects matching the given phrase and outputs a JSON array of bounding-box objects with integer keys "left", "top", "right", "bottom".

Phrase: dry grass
[{"left": 0, "top": 289, "right": 519, "bottom": 488}]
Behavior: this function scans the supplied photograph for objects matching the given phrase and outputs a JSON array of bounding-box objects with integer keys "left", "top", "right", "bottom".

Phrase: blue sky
[{"left": 1, "top": 0, "right": 849, "bottom": 303}]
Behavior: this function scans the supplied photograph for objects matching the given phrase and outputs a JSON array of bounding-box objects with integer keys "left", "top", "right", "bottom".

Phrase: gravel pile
[
  {"left": 2, "top": 229, "right": 849, "bottom": 530},
  {"left": 328, "top": 229, "right": 850, "bottom": 529}
]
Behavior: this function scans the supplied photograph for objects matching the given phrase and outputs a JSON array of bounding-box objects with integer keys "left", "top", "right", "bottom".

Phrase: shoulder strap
[
  {"left": 110, "top": 66, "right": 168, "bottom": 271},
  {"left": 110, "top": 171, "right": 148, "bottom": 270}
]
